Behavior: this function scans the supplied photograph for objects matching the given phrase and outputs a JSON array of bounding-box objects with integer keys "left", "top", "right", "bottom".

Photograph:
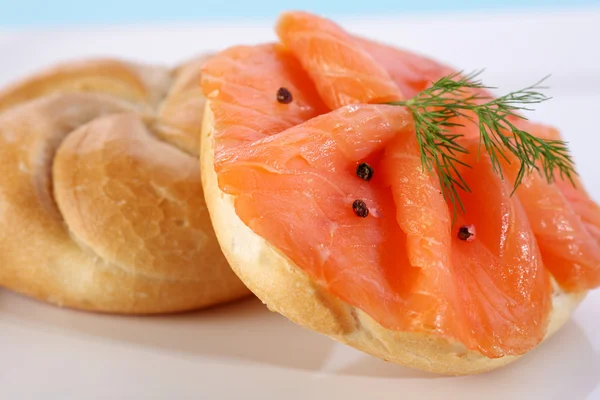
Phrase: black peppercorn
[
  {"left": 457, "top": 225, "right": 475, "bottom": 241},
  {"left": 276, "top": 87, "right": 293, "bottom": 104},
  {"left": 352, "top": 199, "right": 369, "bottom": 218},
  {"left": 356, "top": 163, "right": 374, "bottom": 181}
]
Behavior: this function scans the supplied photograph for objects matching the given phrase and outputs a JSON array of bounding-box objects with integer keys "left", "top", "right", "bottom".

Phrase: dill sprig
[{"left": 387, "top": 71, "right": 577, "bottom": 221}]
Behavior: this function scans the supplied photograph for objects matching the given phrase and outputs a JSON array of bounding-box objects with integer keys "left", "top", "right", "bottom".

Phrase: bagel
[{"left": 196, "top": 11, "right": 598, "bottom": 374}]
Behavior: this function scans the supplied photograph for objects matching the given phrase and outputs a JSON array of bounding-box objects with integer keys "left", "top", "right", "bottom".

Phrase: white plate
[{"left": 1, "top": 9, "right": 600, "bottom": 400}]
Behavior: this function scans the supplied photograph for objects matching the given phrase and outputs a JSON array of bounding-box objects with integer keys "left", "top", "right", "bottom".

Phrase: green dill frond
[{"left": 386, "top": 71, "right": 576, "bottom": 221}]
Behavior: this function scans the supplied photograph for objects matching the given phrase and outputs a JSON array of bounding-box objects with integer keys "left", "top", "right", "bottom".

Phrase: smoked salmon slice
[
  {"left": 202, "top": 10, "right": 598, "bottom": 358},
  {"left": 356, "top": 22, "right": 600, "bottom": 291},
  {"left": 275, "top": 12, "right": 403, "bottom": 108},
  {"left": 506, "top": 119, "right": 600, "bottom": 290}
]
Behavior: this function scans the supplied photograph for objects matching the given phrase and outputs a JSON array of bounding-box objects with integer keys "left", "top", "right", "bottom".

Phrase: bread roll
[
  {"left": 200, "top": 102, "right": 587, "bottom": 375},
  {"left": 0, "top": 57, "right": 249, "bottom": 313}
]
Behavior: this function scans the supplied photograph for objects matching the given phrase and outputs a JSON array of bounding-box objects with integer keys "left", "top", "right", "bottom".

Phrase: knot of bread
[{"left": 0, "top": 57, "right": 249, "bottom": 313}]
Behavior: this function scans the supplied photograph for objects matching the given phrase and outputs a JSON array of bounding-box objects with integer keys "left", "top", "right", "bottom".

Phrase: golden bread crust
[
  {"left": 0, "top": 58, "right": 249, "bottom": 314},
  {"left": 200, "top": 102, "right": 586, "bottom": 375}
]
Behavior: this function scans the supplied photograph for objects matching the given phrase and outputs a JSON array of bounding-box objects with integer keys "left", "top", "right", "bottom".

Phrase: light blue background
[{"left": 1, "top": 0, "right": 599, "bottom": 26}]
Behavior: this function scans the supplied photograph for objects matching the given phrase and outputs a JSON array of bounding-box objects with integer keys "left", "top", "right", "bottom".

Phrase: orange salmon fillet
[{"left": 202, "top": 11, "right": 599, "bottom": 357}]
